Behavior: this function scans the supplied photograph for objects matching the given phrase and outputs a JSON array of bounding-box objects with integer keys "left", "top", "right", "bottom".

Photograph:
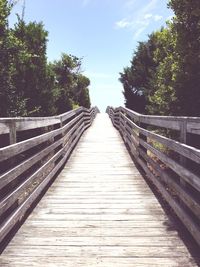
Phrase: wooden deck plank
[
  {"left": 8, "top": 227, "right": 179, "bottom": 237},
  {"left": 23, "top": 220, "right": 176, "bottom": 228},
  {"left": 0, "top": 257, "right": 198, "bottom": 267},
  {"left": 2, "top": 245, "right": 191, "bottom": 257},
  {"left": 0, "top": 113, "right": 198, "bottom": 267}
]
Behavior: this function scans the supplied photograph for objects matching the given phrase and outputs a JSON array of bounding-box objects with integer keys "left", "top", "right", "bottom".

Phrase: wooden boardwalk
[{"left": 0, "top": 114, "right": 198, "bottom": 266}]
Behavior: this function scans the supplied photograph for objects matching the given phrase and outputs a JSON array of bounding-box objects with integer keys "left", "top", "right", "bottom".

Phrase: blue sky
[{"left": 9, "top": 0, "right": 174, "bottom": 112}]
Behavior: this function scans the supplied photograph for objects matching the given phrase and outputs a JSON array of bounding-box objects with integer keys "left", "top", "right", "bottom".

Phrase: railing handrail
[
  {"left": 106, "top": 106, "right": 200, "bottom": 135},
  {"left": 106, "top": 105, "right": 200, "bottom": 247},
  {"left": 0, "top": 106, "right": 99, "bottom": 136},
  {"left": 0, "top": 106, "right": 99, "bottom": 252},
  {"left": 107, "top": 106, "right": 200, "bottom": 120}
]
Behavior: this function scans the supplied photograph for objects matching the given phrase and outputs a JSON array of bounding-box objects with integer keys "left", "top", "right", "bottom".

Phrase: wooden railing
[
  {"left": 0, "top": 106, "right": 99, "bottom": 249},
  {"left": 106, "top": 106, "right": 200, "bottom": 246}
]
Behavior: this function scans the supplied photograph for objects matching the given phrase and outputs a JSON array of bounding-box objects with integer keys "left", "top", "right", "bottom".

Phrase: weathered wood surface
[
  {"left": 0, "top": 107, "right": 98, "bottom": 246},
  {"left": 0, "top": 108, "right": 81, "bottom": 135},
  {"left": 107, "top": 106, "right": 200, "bottom": 247},
  {"left": 1, "top": 114, "right": 199, "bottom": 266}
]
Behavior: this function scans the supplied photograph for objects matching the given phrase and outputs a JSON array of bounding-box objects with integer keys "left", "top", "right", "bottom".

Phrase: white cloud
[
  {"left": 154, "top": 15, "right": 163, "bottom": 21},
  {"left": 115, "top": 0, "right": 165, "bottom": 39},
  {"left": 136, "top": 19, "right": 150, "bottom": 27},
  {"left": 144, "top": 13, "right": 153, "bottom": 20},
  {"left": 115, "top": 19, "right": 131, "bottom": 29}
]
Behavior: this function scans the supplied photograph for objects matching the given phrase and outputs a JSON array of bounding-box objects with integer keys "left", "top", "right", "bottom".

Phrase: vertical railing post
[
  {"left": 138, "top": 118, "right": 147, "bottom": 166},
  {"left": 122, "top": 110, "right": 128, "bottom": 144},
  {"left": 60, "top": 117, "right": 63, "bottom": 128},
  {"left": 119, "top": 110, "right": 124, "bottom": 141},
  {"left": 8, "top": 120, "right": 18, "bottom": 212},
  {"left": 82, "top": 108, "right": 86, "bottom": 128},
  {"left": 179, "top": 118, "right": 187, "bottom": 187},
  {"left": 60, "top": 116, "right": 66, "bottom": 155},
  {"left": 9, "top": 121, "right": 16, "bottom": 145},
  {"left": 180, "top": 119, "right": 187, "bottom": 161}
]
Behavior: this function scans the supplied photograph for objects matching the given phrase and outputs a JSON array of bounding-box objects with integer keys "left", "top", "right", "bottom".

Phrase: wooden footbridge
[{"left": 0, "top": 106, "right": 200, "bottom": 266}]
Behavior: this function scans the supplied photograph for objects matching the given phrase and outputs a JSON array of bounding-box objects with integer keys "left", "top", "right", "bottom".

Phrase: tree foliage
[
  {"left": 0, "top": 0, "right": 15, "bottom": 116},
  {"left": 168, "top": 0, "right": 200, "bottom": 116},
  {"left": 147, "top": 25, "right": 179, "bottom": 115},
  {"left": 120, "top": 0, "right": 200, "bottom": 116},
  {"left": 50, "top": 54, "right": 91, "bottom": 114},
  {"left": 119, "top": 34, "right": 157, "bottom": 113},
  {"left": 0, "top": 0, "right": 91, "bottom": 117}
]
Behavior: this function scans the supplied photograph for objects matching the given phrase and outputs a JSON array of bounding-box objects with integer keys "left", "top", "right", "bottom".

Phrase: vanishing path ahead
[{"left": 1, "top": 114, "right": 198, "bottom": 266}]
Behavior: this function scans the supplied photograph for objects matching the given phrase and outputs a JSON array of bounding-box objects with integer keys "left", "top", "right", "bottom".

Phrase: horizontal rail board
[
  {"left": 107, "top": 106, "right": 200, "bottom": 247},
  {"left": 120, "top": 112, "right": 200, "bottom": 164},
  {"left": 140, "top": 139, "right": 200, "bottom": 193},
  {"left": 0, "top": 139, "right": 63, "bottom": 191},
  {"left": 138, "top": 157, "right": 200, "bottom": 246},
  {"left": 0, "top": 118, "right": 61, "bottom": 135},
  {"left": 0, "top": 107, "right": 88, "bottom": 135},
  {"left": 0, "top": 128, "right": 62, "bottom": 162},
  {"left": 139, "top": 148, "right": 200, "bottom": 220},
  {"left": 0, "top": 106, "right": 99, "bottom": 248}
]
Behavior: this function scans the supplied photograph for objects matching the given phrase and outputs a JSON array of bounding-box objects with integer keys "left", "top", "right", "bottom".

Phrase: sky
[{"left": 9, "top": 0, "right": 174, "bottom": 112}]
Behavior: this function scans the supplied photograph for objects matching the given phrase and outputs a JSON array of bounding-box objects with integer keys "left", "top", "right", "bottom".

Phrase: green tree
[
  {"left": 119, "top": 33, "right": 158, "bottom": 113},
  {"left": 120, "top": 0, "right": 200, "bottom": 116},
  {"left": 75, "top": 74, "right": 91, "bottom": 108},
  {"left": 147, "top": 25, "right": 180, "bottom": 115},
  {"left": 0, "top": 0, "right": 15, "bottom": 116},
  {"left": 51, "top": 54, "right": 79, "bottom": 113},
  {"left": 119, "top": 67, "right": 145, "bottom": 113},
  {"left": 0, "top": 1, "right": 91, "bottom": 117},
  {"left": 150, "top": 0, "right": 200, "bottom": 116},
  {"left": 167, "top": 0, "right": 200, "bottom": 116},
  {"left": 12, "top": 17, "right": 55, "bottom": 116},
  {"left": 52, "top": 54, "right": 91, "bottom": 113}
]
